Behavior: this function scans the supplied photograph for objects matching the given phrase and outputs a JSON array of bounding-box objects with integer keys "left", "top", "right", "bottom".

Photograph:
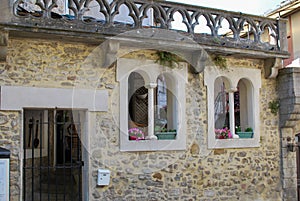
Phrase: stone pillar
[
  {"left": 228, "top": 90, "right": 235, "bottom": 135},
  {"left": 145, "top": 83, "right": 157, "bottom": 140},
  {"left": 281, "top": 127, "right": 298, "bottom": 201},
  {"left": 278, "top": 68, "right": 300, "bottom": 201}
]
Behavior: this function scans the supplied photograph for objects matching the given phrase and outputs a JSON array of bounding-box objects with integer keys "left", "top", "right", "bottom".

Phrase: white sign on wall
[{"left": 0, "top": 159, "right": 9, "bottom": 201}]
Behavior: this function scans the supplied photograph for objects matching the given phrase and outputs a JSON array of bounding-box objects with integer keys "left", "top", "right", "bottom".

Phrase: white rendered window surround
[
  {"left": 117, "top": 58, "right": 187, "bottom": 151},
  {"left": 204, "top": 67, "right": 261, "bottom": 149}
]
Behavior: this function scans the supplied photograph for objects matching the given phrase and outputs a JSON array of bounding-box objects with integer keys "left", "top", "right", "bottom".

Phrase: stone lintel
[{"left": 0, "top": 86, "right": 108, "bottom": 112}]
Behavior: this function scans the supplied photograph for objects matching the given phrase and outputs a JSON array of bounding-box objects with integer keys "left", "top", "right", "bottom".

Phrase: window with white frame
[
  {"left": 117, "top": 58, "right": 187, "bottom": 151},
  {"left": 204, "top": 67, "right": 261, "bottom": 149}
]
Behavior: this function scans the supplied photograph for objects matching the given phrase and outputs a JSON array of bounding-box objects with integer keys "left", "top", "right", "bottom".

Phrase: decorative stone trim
[
  {"left": 264, "top": 58, "right": 283, "bottom": 78},
  {"left": 0, "top": 86, "right": 108, "bottom": 111},
  {"left": 11, "top": 0, "right": 287, "bottom": 54}
]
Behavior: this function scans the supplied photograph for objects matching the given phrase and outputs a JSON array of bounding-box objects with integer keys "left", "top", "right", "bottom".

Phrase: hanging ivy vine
[
  {"left": 155, "top": 51, "right": 179, "bottom": 68},
  {"left": 213, "top": 55, "right": 227, "bottom": 69},
  {"left": 268, "top": 100, "right": 280, "bottom": 115}
]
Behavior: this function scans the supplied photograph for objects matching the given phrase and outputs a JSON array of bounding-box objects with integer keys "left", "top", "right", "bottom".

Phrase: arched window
[
  {"left": 117, "top": 58, "right": 187, "bottom": 151},
  {"left": 155, "top": 74, "right": 178, "bottom": 137},
  {"left": 128, "top": 72, "right": 148, "bottom": 140},
  {"left": 236, "top": 78, "right": 254, "bottom": 133},
  {"left": 214, "top": 77, "right": 230, "bottom": 131},
  {"left": 214, "top": 78, "right": 254, "bottom": 136},
  {"left": 205, "top": 67, "right": 261, "bottom": 149}
]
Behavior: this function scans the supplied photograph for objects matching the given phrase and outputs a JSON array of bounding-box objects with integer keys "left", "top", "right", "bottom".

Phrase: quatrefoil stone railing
[{"left": 0, "top": 0, "right": 288, "bottom": 55}]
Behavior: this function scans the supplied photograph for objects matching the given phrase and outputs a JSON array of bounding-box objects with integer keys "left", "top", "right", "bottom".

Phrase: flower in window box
[
  {"left": 236, "top": 127, "right": 253, "bottom": 138},
  {"left": 155, "top": 127, "right": 177, "bottom": 140},
  {"left": 128, "top": 128, "right": 145, "bottom": 141},
  {"left": 215, "top": 127, "right": 232, "bottom": 139}
]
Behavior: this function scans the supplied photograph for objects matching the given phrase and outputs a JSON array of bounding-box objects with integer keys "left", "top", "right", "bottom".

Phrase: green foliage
[
  {"left": 155, "top": 51, "right": 179, "bottom": 68},
  {"left": 212, "top": 37, "right": 221, "bottom": 44},
  {"left": 236, "top": 126, "right": 253, "bottom": 132},
  {"left": 213, "top": 55, "right": 227, "bottom": 69},
  {"left": 245, "top": 127, "right": 253, "bottom": 132},
  {"left": 268, "top": 100, "right": 280, "bottom": 115},
  {"left": 154, "top": 126, "right": 176, "bottom": 133}
]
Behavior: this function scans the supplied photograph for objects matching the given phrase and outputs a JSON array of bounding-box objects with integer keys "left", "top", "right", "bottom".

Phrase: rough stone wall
[
  {"left": 0, "top": 38, "right": 282, "bottom": 200},
  {"left": 0, "top": 111, "right": 21, "bottom": 201},
  {"left": 0, "top": 38, "right": 102, "bottom": 201}
]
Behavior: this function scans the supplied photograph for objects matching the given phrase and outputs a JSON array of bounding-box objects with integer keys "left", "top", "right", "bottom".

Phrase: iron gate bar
[
  {"left": 63, "top": 113, "right": 66, "bottom": 201},
  {"left": 77, "top": 111, "right": 82, "bottom": 200},
  {"left": 47, "top": 112, "right": 51, "bottom": 201},
  {"left": 31, "top": 117, "right": 34, "bottom": 201},
  {"left": 23, "top": 109, "right": 83, "bottom": 201},
  {"left": 70, "top": 119, "right": 74, "bottom": 201},
  {"left": 38, "top": 114, "right": 42, "bottom": 201},
  {"left": 23, "top": 116, "right": 26, "bottom": 201}
]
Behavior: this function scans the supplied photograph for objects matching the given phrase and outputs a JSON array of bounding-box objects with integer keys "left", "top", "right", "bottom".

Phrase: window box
[
  {"left": 155, "top": 132, "right": 177, "bottom": 140},
  {"left": 129, "top": 136, "right": 145, "bottom": 140},
  {"left": 236, "top": 132, "right": 253, "bottom": 138}
]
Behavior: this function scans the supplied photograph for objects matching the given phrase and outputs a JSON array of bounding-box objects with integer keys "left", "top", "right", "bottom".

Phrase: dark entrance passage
[{"left": 23, "top": 109, "right": 84, "bottom": 201}]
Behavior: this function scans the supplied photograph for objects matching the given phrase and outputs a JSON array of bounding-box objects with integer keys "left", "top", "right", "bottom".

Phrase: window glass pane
[
  {"left": 237, "top": 79, "right": 252, "bottom": 132},
  {"left": 154, "top": 74, "right": 177, "bottom": 140},
  {"left": 214, "top": 78, "right": 229, "bottom": 130},
  {"left": 234, "top": 89, "right": 240, "bottom": 130},
  {"left": 128, "top": 72, "right": 148, "bottom": 140},
  {"left": 155, "top": 75, "right": 168, "bottom": 132}
]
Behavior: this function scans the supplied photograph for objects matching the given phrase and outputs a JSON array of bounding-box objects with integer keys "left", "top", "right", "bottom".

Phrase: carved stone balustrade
[{"left": 0, "top": 0, "right": 289, "bottom": 60}]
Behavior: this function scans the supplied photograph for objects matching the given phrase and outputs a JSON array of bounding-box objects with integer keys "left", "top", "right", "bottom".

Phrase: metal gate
[{"left": 23, "top": 109, "right": 83, "bottom": 201}]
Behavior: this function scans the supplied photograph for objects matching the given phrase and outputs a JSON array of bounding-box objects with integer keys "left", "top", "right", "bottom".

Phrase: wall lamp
[{"left": 287, "top": 136, "right": 298, "bottom": 152}]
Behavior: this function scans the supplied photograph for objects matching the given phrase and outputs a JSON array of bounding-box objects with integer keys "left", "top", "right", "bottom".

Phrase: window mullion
[
  {"left": 228, "top": 90, "right": 236, "bottom": 135},
  {"left": 145, "top": 83, "right": 158, "bottom": 140}
]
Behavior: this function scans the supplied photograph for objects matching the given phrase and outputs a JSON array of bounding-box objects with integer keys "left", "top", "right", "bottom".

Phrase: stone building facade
[
  {"left": 0, "top": 0, "right": 296, "bottom": 201},
  {"left": 0, "top": 36, "right": 284, "bottom": 201}
]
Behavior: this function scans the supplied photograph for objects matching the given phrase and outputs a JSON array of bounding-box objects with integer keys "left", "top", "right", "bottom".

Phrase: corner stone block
[
  {"left": 283, "top": 178, "right": 297, "bottom": 189},
  {"left": 283, "top": 167, "right": 297, "bottom": 178},
  {"left": 283, "top": 188, "right": 297, "bottom": 200}
]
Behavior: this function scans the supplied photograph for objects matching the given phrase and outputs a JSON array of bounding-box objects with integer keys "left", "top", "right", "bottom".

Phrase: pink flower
[
  {"left": 228, "top": 131, "right": 232, "bottom": 138},
  {"left": 128, "top": 128, "right": 145, "bottom": 141},
  {"left": 215, "top": 127, "right": 232, "bottom": 139}
]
